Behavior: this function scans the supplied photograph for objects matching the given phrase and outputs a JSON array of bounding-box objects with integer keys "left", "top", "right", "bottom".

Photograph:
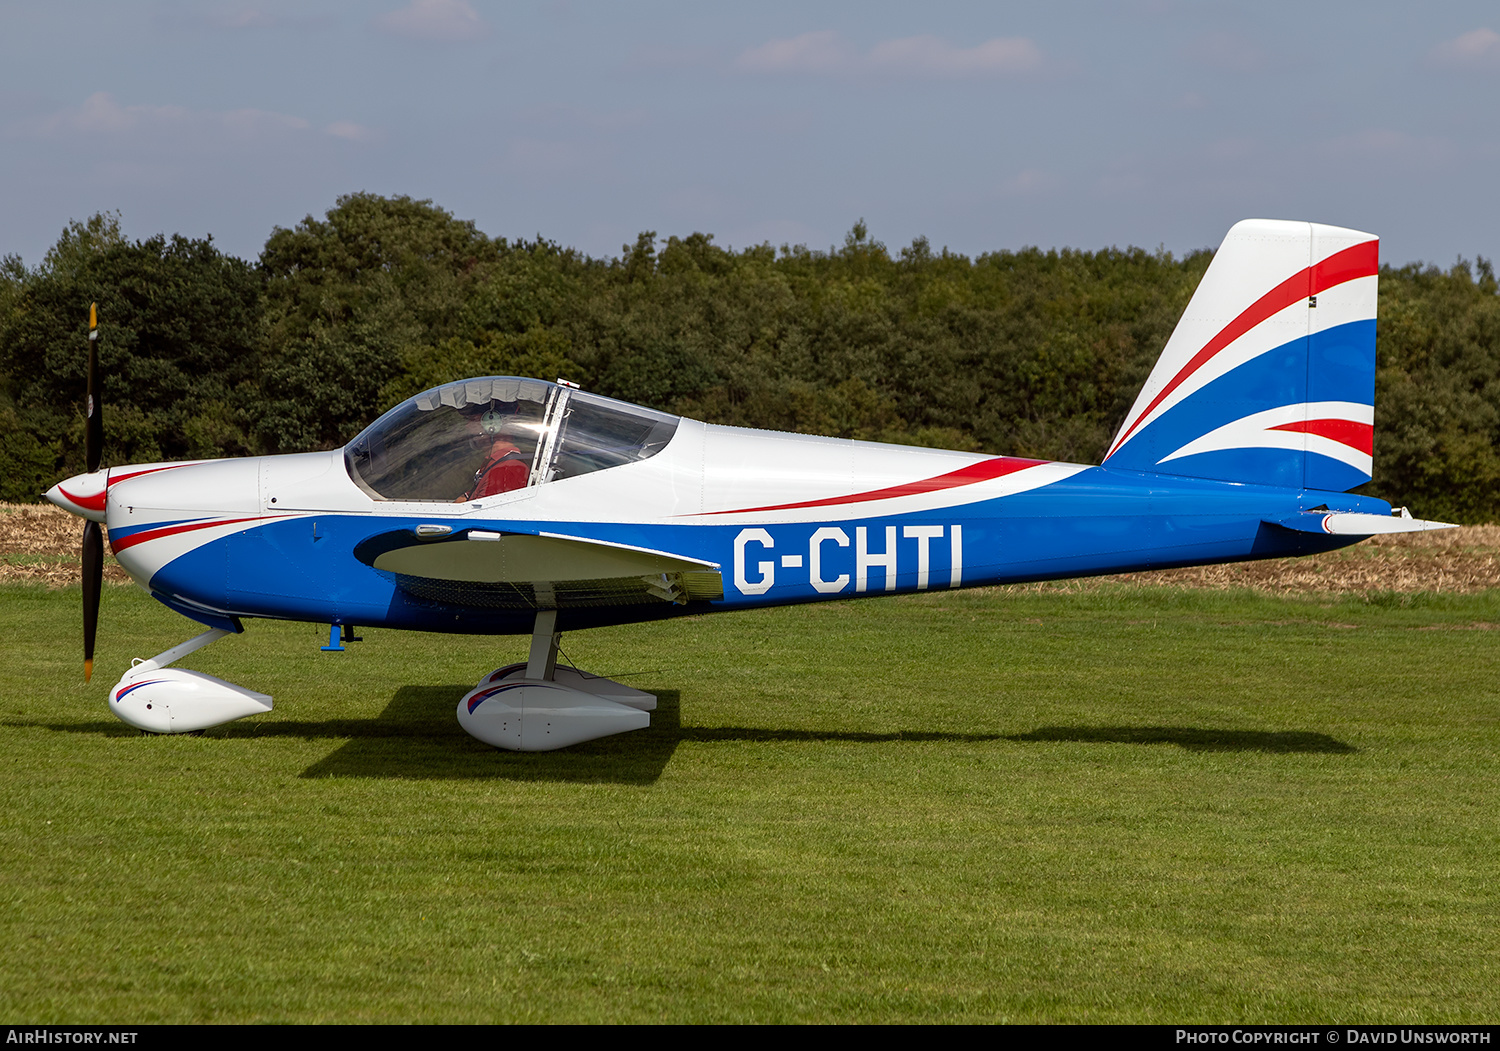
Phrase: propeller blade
[
  {"left": 85, "top": 302, "right": 103, "bottom": 473},
  {"left": 83, "top": 519, "right": 102, "bottom": 682},
  {"left": 82, "top": 304, "right": 105, "bottom": 681}
]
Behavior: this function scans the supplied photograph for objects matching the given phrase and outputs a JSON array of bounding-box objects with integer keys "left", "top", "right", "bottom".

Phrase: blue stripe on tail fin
[{"left": 1104, "top": 219, "right": 1377, "bottom": 493}]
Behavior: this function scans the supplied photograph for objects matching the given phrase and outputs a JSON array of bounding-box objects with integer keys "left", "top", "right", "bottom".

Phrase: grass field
[{"left": 2, "top": 576, "right": 1498, "bottom": 1023}]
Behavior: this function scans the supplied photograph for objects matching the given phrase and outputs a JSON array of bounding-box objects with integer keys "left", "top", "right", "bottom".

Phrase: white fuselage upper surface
[{"left": 100, "top": 421, "right": 1086, "bottom": 591}]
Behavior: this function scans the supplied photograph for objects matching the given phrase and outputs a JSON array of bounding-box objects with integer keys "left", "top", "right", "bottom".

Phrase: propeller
[{"left": 82, "top": 303, "right": 102, "bottom": 682}]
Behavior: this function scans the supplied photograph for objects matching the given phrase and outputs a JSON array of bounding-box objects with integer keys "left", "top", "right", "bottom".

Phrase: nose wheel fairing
[
  {"left": 111, "top": 667, "right": 272, "bottom": 734},
  {"left": 106, "top": 628, "right": 273, "bottom": 734}
]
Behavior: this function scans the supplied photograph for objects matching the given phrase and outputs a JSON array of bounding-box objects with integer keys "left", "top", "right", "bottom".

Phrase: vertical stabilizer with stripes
[{"left": 1103, "top": 219, "right": 1378, "bottom": 492}]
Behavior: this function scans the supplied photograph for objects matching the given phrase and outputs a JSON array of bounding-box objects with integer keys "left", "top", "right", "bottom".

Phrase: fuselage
[
  {"left": 71, "top": 416, "right": 1387, "bottom": 637},
  {"left": 41, "top": 220, "right": 1450, "bottom": 750}
]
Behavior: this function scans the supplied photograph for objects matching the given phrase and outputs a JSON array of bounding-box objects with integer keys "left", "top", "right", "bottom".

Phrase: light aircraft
[{"left": 46, "top": 219, "right": 1454, "bottom": 750}]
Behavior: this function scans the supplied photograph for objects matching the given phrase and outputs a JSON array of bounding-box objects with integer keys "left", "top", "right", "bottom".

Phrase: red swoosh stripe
[
  {"left": 1106, "top": 239, "right": 1377, "bottom": 460},
  {"left": 699, "top": 456, "right": 1048, "bottom": 516},
  {"left": 111, "top": 464, "right": 188, "bottom": 485},
  {"left": 57, "top": 485, "right": 107, "bottom": 513},
  {"left": 58, "top": 464, "right": 189, "bottom": 514},
  {"left": 1268, "top": 417, "right": 1373, "bottom": 455},
  {"left": 110, "top": 515, "right": 265, "bottom": 554}
]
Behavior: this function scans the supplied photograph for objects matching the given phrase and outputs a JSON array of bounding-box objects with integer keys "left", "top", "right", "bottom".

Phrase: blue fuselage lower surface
[{"left": 136, "top": 465, "right": 1384, "bottom": 635}]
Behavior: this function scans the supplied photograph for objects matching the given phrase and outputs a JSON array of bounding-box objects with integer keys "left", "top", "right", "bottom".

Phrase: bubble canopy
[{"left": 344, "top": 378, "right": 680, "bottom": 502}]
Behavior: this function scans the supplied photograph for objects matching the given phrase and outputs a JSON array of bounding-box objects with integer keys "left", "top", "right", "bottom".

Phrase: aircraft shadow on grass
[
  {"left": 650, "top": 724, "right": 1354, "bottom": 753},
  {"left": 291, "top": 688, "right": 1357, "bottom": 779},
  {"left": 1006, "top": 725, "right": 1356, "bottom": 753},
  {"left": 17, "top": 700, "right": 1355, "bottom": 786},
  {"left": 297, "top": 716, "right": 1356, "bottom": 781},
  {"left": 296, "top": 685, "right": 684, "bottom": 783}
]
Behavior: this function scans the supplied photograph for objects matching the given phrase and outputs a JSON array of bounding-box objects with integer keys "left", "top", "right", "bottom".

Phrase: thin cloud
[
  {"left": 663, "top": 185, "right": 727, "bottom": 219},
  {"left": 626, "top": 43, "right": 722, "bottom": 71},
  {"left": 325, "top": 121, "right": 381, "bottom": 142},
  {"left": 499, "top": 137, "right": 608, "bottom": 178},
  {"left": 1320, "top": 129, "right": 1455, "bottom": 169},
  {"left": 1206, "top": 136, "right": 1257, "bottom": 162},
  {"left": 867, "top": 35, "right": 1044, "bottom": 77},
  {"left": 1182, "top": 30, "right": 1265, "bottom": 73},
  {"left": 1429, "top": 28, "right": 1500, "bottom": 68},
  {"left": 514, "top": 103, "right": 649, "bottom": 133},
  {"left": 22, "top": 92, "right": 310, "bottom": 139},
  {"left": 220, "top": 108, "right": 312, "bottom": 136},
  {"left": 737, "top": 31, "right": 851, "bottom": 74},
  {"left": 18, "top": 93, "right": 379, "bottom": 153},
  {"left": 736, "top": 31, "right": 1044, "bottom": 78},
  {"left": 47, "top": 92, "right": 187, "bottom": 135},
  {"left": 152, "top": 7, "right": 336, "bottom": 32},
  {"left": 203, "top": 8, "right": 280, "bottom": 30},
  {"left": 375, "top": 0, "right": 489, "bottom": 43},
  {"left": 996, "top": 168, "right": 1050, "bottom": 197}
]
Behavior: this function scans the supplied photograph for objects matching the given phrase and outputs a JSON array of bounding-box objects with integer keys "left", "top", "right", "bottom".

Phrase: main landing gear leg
[
  {"left": 108, "top": 627, "right": 273, "bottom": 734},
  {"left": 456, "top": 609, "right": 656, "bottom": 751},
  {"left": 526, "top": 608, "right": 560, "bottom": 681}
]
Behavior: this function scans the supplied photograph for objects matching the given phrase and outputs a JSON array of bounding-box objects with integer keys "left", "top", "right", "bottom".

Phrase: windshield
[{"left": 344, "top": 377, "right": 679, "bottom": 502}]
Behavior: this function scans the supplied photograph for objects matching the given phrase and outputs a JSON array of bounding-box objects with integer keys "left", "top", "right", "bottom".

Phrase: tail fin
[{"left": 1103, "top": 219, "right": 1378, "bottom": 492}]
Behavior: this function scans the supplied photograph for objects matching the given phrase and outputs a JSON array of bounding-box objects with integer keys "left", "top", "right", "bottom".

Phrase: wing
[{"left": 355, "top": 528, "right": 723, "bottom": 609}]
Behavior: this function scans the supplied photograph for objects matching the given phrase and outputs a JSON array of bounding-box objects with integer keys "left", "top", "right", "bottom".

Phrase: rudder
[{"left": 1103, "top": 219, "right": 1378, "bottom": 492}]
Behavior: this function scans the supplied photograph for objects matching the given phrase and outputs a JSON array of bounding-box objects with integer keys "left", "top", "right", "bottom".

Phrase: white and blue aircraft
[{"left": 46, "top": 219, "right": 1454, "bottom": 750}]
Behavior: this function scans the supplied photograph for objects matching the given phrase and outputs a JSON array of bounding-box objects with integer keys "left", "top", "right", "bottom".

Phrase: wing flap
[{"left": 358, "top": 529, "right": 723, "bottom": 609}]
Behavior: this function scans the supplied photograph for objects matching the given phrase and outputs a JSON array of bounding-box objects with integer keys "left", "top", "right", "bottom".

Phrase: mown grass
[{"left": 1, "top": 582, "right": 1497, "bottom": 1023}]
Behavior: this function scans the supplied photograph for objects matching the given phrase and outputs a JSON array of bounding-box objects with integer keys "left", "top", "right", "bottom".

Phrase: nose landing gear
[{"left": 108, "top": 628, "right": 272, "bottom": 734}]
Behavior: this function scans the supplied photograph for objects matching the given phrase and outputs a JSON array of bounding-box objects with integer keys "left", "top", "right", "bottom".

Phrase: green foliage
[
  {"left": 1363, "top": 259, "right": 1500, "bottom": 522},
  {"left": 383, "top": 328, "right": 583, "bottom": 407},
  {"left": 4, "top": 197, "right": 1500, "bottom": 521},
  {"left": 537, "top": 225, "right": 1208, "bottom": 462},
  {"left": 0, "top": 403, "right": 58, "bottom": 501},
  {"left": 256, "top": 193, "right": 504, "bottom": 452},
  {"left": 0, "top": 215, "right": 262, "bottom": 483}
]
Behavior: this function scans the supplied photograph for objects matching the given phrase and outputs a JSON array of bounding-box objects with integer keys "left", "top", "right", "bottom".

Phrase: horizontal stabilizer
[{"left": 1266, "top": 510, "right": 1458, "bottom": 536}]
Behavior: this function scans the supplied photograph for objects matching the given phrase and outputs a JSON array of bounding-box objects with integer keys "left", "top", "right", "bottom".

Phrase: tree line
[{"left": 3, "top": 193, "right": 1498, "bottom": 522}]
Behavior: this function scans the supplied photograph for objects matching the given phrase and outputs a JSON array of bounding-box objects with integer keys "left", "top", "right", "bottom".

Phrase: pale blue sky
[{"left": 2, "top": 1, "right": 1497, "bottom": 267}]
